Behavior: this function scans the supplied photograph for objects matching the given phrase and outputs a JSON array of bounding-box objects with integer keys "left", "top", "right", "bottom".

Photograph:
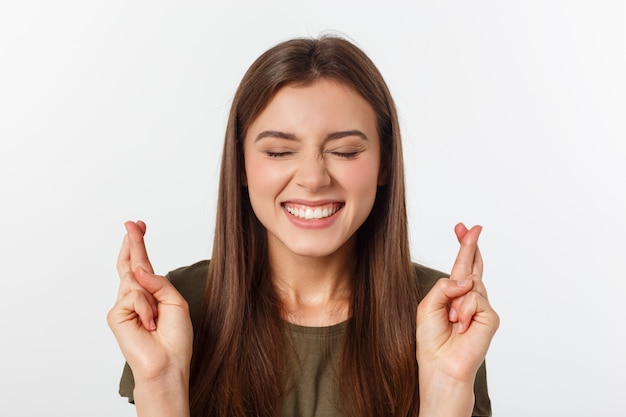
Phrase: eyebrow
[{"left": 254, "top": 129, "right": 368, "bottom": 142}]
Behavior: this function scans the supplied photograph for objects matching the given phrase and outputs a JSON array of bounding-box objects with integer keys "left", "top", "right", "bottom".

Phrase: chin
[
  {"left": 283, "top": 236, "right": 353, "bottom": 259},
  {"left": 288, "top": 246, "right": 340, "bottom": 259}
]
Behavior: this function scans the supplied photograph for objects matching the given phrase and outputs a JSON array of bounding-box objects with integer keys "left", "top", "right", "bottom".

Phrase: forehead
[{"left": 246, "top": 79, "right": 378, "bottom": 137}]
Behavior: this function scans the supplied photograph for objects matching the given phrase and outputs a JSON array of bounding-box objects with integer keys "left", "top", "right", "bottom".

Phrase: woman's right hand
[{"left": 107, "top": 221, "right": 193, "bottom": 384}]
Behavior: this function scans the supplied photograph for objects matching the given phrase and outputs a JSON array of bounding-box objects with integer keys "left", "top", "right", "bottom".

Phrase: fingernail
[
  {"left": 449, "top": 308, "right": 458, "bottom": 322},
  {"left": 149, "top": 319, "right": 156, "bottom": 331},
  {"left": 457, "top": 322, "right": 464, "bottom": 333},
  {"left": 458, "top": 279, "right": 472, "bottom": 287}
]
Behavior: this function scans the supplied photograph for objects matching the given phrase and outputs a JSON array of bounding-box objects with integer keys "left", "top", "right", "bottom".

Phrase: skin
[
  {"left": 243, "top": 79, "right": 383, "bottom": 326},
  {"left": 107, "top": 80, "right": 499, "bottom": 417},
  {"left": 108, "top": 225, "right": 498, "bottom": 417},
  {"left": 416, "top": 223, "right": 500, "bottom": 416},
  {"left": 108, "top": 220, "right": 192, "bottom": 417}
]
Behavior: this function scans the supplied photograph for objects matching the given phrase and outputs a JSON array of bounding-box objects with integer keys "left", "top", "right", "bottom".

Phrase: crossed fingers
[
  {"left": 115, "top": 220, "right": 158, "bottom": 326},
  {"left": 448, "top": 223, "right": 489, "bottom": 332}
]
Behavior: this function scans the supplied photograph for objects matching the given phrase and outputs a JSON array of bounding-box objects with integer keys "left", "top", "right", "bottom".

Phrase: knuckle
[
  {"left": 464, "top": 290, "right": 481, "bottom": 304},
  {"left": 106, "top": 307, "right": 116, "bottom": 328},
  {"left": 434, "top": 277, "right": 451, "bottom": 288},
  {"left": 179, "top": 298, "right": 190, "bottom": 313},
  {"left": 128, "top": 288, "right": 147, "bottom": 303},
  {"left": 120, "top": 270, "right": 135, "bottom": 283},
  {"left": 117, "top": 287, "right": 143, "bottom": 307},
  {"left": 117, "top": 273, "right": 136, "bottom": 295}
]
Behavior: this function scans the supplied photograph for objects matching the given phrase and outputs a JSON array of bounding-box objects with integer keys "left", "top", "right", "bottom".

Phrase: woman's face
[{"left": 243, "top": 78, "right": 384, "bottom": 260}]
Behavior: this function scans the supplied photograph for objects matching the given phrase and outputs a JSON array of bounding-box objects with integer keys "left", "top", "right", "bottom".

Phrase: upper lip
[{"left": 282, "top": 199, "right": 343, "bottom": 206}]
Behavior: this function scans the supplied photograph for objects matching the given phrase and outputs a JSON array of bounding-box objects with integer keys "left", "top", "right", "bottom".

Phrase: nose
[{"left": 295, "top": 155, "right": 331, "bottom": 192}]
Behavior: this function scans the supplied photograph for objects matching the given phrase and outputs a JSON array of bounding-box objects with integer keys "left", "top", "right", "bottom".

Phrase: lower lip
[{"left": 282, "top": 205, "right": 343, "bottom": 229}]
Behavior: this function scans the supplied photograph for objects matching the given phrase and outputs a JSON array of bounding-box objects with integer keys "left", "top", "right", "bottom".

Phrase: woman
[{"left": 108, "top": 36, "right": 499, "bottom": 417}]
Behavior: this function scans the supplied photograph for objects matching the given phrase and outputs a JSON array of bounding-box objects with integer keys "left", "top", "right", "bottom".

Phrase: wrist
[
  {"left": 134, "top": 370, "right": 190, "bottom": 417},
  {"left": 418, "top": 370, "right": 475, "bottom": 417}
]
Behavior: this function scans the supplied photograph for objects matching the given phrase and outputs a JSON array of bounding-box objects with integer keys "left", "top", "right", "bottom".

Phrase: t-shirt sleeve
[
  {"left": 117, "top": 260, "right": 209, "bottom": 404},
  {"left": 414, "top": 263, "right": 493, "bottom": 417},
  {"left": 473, "top": 360, "right": 492, "bottom": 416},
  {"left": 118, "top": 362, "right": 135, "bottom": 403}
]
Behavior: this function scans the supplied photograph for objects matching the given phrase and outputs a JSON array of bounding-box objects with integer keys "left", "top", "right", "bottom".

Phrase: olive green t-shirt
[{"left": 118, "top": 260, "right": 492, "bottom": 416}]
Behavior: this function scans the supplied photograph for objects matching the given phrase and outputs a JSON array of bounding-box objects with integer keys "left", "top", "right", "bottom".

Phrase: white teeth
[{"left": 285, "top": 204, "right": 339, "bottom": 220}]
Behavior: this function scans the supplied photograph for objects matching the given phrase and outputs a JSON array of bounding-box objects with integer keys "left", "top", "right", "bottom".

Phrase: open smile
[{"left": 282, "top": 202, "right": 344, "bottom": 220}]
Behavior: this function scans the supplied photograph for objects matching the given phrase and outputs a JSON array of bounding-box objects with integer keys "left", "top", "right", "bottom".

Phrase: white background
[{"left": 1, "top": 1, "right": 625, "bottom": 416}]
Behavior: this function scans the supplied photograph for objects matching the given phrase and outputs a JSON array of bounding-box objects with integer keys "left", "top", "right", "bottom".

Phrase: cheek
[
  {"left": 335, "top": 157, "right": 381, "bottom": 197},
  {"left": 245, "top": 156, "right": 290, "bottom": 198}
]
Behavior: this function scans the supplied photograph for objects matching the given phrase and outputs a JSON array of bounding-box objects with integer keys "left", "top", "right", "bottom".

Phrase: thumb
[
  {"left": 419, "top": 278, "right": 474, "bottom": 312},
  {"left": 135, "top": 267, "right": 185, "bottom": 306}
]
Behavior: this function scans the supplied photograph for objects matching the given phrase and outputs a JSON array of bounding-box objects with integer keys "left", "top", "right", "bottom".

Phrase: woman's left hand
[{"left": 415, "top": 223, "right": 499, "bottom": 415}]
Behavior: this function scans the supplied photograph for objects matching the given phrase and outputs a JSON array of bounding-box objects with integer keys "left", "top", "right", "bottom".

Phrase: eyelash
[
  {"left": 263, "top": 151, "right": 361, "bottom": 159},
  {"left": 265, "top": 151, "right": 294, "bottom": 158},
  {"left": 329, "top": 151, "right": 360, "bottom": 159}
]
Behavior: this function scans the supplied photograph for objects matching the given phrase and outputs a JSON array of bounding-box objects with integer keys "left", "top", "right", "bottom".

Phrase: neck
[{"left": 268, "top": 238, "right": 355, "bottom": 327}]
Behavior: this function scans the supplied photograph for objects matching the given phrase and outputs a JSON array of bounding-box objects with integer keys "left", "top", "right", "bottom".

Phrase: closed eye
[
  {"left": 265, "top": 151, "right": 295, "bottom": 158},
  {"left": 329, "top": 151, "right": 361, "bottom": 159}
]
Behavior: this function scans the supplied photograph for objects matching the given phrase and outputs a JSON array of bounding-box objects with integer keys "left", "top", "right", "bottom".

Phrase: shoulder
[
  {"left": 167, "top": 259, "right": 209, "bottom": 286},
  {"left": 412, "top": 262, "right": 448, "bottom": 299},
  {"left": 166, "top": 260, "right": 209, "bottom": 327}
]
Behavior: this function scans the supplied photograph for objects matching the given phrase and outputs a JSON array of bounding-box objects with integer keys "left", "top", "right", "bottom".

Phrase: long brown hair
[{"left": 190, "top": 35, "right": 419, "bottom": 417}]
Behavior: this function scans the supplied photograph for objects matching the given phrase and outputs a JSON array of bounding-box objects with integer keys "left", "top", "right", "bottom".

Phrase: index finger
[
  {"left": 125, "top": 220, "right": 154, "bottom": 274},
  {"left": 450, "top": 223, "right": 482, "bottom": 281},
  {"left": 116, "top": 233, "right": 130, "bottom": 276},
  {"left": 454, "top": 223, "right": 484, "bottom": 278}
]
